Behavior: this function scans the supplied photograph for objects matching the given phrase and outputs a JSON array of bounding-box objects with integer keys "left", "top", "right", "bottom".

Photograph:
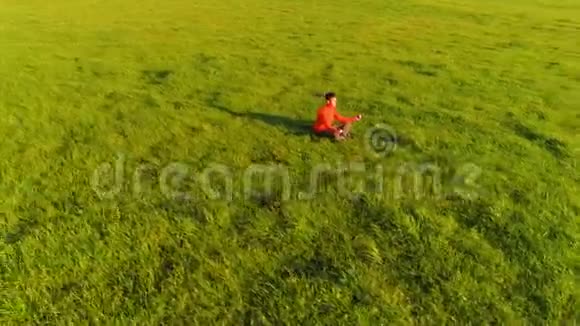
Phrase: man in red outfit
[{"left": 312, "top": 92, "right": 362, "bottom": 140}]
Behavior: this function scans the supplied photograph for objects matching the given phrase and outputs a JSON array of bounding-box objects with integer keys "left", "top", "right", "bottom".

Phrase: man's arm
[{"left": 334, "top": 111, "right": 358, "bottom": 124}]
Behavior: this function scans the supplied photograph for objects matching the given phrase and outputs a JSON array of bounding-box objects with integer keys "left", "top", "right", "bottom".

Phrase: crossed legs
[
  {"left": 338, "top": 123, "right": 352, "bottom": 138},
  {"left": 316, "top": 123, "right": 353, "bottom": 141}
]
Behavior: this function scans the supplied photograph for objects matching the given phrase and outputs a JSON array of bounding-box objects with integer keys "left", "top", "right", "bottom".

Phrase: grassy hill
[{"left": 1, "top": 0, "right": 578, "bottom": 323}]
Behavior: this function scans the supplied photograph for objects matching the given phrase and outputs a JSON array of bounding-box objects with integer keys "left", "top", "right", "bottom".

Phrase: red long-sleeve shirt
[{"left": 312, "top": 103, "right": 357, "bottom": 133}]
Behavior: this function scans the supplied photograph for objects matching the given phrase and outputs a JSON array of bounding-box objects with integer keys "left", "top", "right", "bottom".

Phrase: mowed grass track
[{"left": 1, "top": 0, "right": 579, "bottom": 323}]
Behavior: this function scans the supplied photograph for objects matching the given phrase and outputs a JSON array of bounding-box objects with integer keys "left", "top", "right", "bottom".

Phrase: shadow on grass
[
  {"left": 242, "top": 112, "right": 313, "bottom": 136},
  {"left": 4, "top": 216, "right": 39, "bottom": 245},
  {"left": 209, "top": 103, "right": 313, "bottom": 136}
]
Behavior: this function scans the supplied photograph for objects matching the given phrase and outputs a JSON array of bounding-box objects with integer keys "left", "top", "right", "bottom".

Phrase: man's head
[{"left": 324, "top": 92, "right": 337, "bottom": 106}]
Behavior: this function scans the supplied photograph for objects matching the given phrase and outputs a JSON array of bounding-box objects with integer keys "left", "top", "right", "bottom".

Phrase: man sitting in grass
[{"left": 312, "top": 92, "right": 362, "bottom": 141}]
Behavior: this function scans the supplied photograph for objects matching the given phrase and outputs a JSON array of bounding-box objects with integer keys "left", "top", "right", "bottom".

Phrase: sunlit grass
[{"left": 0, "top": 0, "right": 578, "bottom": 323}]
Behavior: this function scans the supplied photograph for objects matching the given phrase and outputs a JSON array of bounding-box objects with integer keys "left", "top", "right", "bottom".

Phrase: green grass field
[{"left": 1, "top": 0, "right": 579, "bottom": 324}]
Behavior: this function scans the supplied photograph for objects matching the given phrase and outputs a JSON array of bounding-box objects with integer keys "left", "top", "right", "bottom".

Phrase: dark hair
[{"left": 324, "top": 92, "right": 336, "bottom": 100}]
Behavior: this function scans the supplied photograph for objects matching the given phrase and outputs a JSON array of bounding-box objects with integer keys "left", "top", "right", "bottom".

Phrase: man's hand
[{"left": 355, "top": 114, "right": 363, "bottom": 121}]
